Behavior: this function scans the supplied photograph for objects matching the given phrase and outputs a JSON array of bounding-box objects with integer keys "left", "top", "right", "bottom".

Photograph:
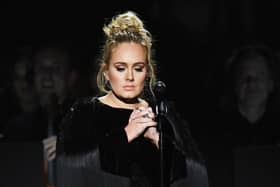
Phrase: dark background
[
  {"left": 1, "top": 1, "right": 280, "bottom": 186},
  {"left": 2, "top": 1, "right": 280, "bottom": 109}
]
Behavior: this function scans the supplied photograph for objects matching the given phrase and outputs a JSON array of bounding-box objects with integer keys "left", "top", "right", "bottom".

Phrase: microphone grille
[{"left": 154, "top": 80, "right": 166, "bottom": 98}]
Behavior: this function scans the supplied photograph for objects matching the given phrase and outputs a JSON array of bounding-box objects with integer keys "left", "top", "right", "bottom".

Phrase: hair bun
[{"left": 103, "top": 11, "right": 145, "bottom": 39}]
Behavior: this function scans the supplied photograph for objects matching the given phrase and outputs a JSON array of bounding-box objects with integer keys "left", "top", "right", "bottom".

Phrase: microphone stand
[
  {"left": 156, "top": 98, "right": 168, "bottom": 187},
  {"left": 47, "top": 118, "right": 55, "bottom": 187},
  {"left": 46, "top": 93, "right": 58, "bottom": 187},
  {"left": 154, "top": 80, "right": 169, "bottom": 187}
]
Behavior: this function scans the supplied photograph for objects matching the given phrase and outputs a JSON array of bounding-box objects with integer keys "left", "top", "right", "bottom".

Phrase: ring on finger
[{"left": 143, "top": 113, "right": 149, "bottom": 118}]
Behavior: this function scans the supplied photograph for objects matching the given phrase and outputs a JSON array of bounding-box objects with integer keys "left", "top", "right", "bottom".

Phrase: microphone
[
  {"left": 154, "top": 81, "right": 167, "bottom": 115},
  {"left": 154, "top": 81, "right": 166, "bottom": 100}
]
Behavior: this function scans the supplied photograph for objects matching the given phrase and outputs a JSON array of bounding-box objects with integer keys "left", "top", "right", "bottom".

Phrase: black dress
[{"left": 56, "top": 97, "right": 209, "bottom": 187}]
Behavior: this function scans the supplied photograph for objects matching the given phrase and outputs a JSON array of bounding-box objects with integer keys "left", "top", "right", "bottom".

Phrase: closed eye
[
  {"left": 116, "top": 67, "right": 125, "bottom": 72},
  {"left": 134, "top": 66, "right": 144, "bottom": 72}
]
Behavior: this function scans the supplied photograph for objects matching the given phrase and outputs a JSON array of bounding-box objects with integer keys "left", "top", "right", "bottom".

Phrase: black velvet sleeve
[
  {"left": 56, "top": 96, "right": 132, "bottom": 168},
  {"left": 55, "top": 96, "right": 102, "bottom": 181},
  {"left": 56, "top": 97, "right": 98, "bottom": 156},
  {"left": 163, "top": 101, "right": 209, "bottom": 187},
  {"left": 56, "top": 97, "right": 134, "bottom": 187},
  {"left": 56, "top": 97, "right": 103, "bottom": 187},
  {"left": 98, "top": 126, "right": 131, "bottom": 176},
  {"left": 164, "top": 101, "right": 204, "bottom": 163}
]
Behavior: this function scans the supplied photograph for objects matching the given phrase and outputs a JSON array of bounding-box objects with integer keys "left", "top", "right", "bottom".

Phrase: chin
[
  {"left": 122, "top": 95, "right": 138, "bottom": 100},
  {"left": 121, "top": 92, "right": 140, "bottom": 98}
]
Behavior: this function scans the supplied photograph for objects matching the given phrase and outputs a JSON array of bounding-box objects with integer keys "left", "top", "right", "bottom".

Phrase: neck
[
  {"left": 101, "top": 91, "right": 143, "bottom": 109},
  {"left": 238, "top": 102, "right": 266, "bottom": 123},
  {"left": 111, "top": 90, "right": 139, "bottom": 104}
]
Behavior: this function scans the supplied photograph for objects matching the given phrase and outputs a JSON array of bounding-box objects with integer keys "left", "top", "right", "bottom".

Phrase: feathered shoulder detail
[{"left": 57, "top": 96, "right": 99, "bottom": 156}]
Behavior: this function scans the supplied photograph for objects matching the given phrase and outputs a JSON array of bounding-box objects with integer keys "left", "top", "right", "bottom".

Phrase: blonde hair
[{"left": 96, "top": 11, "right": 157, "bottom": 97}]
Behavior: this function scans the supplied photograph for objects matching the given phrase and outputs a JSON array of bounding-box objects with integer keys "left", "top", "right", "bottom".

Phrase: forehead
[
  {"left": 34, "top": 56, "right": 68, "bottom": 70},
  {"left": 15, "top": 60, "right": 29, "bottom": 72},
  {"left": 34, "top": 49, "right": 68, "bottom": 67},
  {"left": 238, "top": 56, "right": 270, "bottom": 72},
  {"left": 110, "top": 42, "right": 146, "bottom": 63},
  {"left": 36, "top": 58, "right": 63, "bottom": 66},
  {"left": 14, "top": 59, "right": 32, "bottom": 77}
]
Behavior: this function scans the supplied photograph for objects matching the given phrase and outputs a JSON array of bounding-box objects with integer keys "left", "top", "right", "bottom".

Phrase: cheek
[
  {"left": 138, "top": 73, "right": 147, "bottom": 83},
  {"left": 108, "top": 71, "right": 122, "bottom": 85},
  {"left": 34, "top": 76, "right": 41, "bottom": 86},
  {"left": 139, "top": 76, "right": 147, "bottom": 87},
  {"left": 235, "top": 85, "right": 245, "bottom": 97},
  {"left": 53, "top": 75, "right": 64, "bottom": 83}
]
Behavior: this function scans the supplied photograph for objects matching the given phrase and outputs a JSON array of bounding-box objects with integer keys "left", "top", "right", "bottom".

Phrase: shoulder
[
  {"left": 59, "top": 96, "right": 99, "bottom": 130},
  {"left": 72, "top": 96, "right": 98, "bottom": 108},
  {"left": 67, "top": 96, "right": 98, "bottom": 113},
  {"left": 57, "top": 96, "right": 100, "bottom": 155}
]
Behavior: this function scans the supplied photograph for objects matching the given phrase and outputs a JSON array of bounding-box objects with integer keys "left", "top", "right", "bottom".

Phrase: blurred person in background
[
  {"left": 1, "top": 46, "right": 39, "bottom": 141},
  {"left": 206, "top": 44, "right": 280, "bottom": 187},
  {"left": 219, "top": 44, "right": 280, "bottom": 147},
  {"left": 3, "top": 43, "right": 78, "bottom": 187}
]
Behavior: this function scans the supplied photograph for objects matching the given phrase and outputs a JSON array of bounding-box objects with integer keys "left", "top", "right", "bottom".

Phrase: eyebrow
[{"left": 113, "top": 62, "right": 146, "bottom": 66}]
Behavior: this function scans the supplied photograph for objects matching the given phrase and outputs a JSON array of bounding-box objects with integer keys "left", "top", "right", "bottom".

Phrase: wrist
[{"left": 124, "top": 125, "right": 133, "bottom": 143}]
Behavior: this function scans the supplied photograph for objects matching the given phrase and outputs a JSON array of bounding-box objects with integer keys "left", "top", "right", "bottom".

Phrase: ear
[
  {"left": 101, "top": 63, "right": 109, "bottom": 81},
  {"left": 103, "top": 71, "right": 109, "bottom": 81}
]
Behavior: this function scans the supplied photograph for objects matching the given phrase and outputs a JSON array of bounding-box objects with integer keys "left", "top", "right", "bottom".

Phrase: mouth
[
  {"left": 41, "top": 81, "right": 54, "bottom": 89},
  {"left": 123, "top": 85, "right": 135, "bottom": 91}
]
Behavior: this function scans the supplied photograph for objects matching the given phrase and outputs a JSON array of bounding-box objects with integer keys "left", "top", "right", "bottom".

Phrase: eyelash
[{"left": 116, "top": 67, "right": 144, "bottom": 72}]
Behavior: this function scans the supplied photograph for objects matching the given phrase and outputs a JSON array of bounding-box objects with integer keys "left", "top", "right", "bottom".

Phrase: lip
[{"left": 123, "top": 85, "right": 135, "bottom": 91}]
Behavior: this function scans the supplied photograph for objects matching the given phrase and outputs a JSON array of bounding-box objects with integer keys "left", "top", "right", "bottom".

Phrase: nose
[
  {"left": 126, "top": 69, "right": 134, "bottom": 81},
  {"left": 245, "top": 75, "right": 258, "bottom": 84}
]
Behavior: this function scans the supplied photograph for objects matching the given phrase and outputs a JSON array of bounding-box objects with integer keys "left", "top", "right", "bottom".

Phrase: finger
[
  {"left": 137, "top": 106, "right": 146, "bottom": 112},
  {"left": 138, "top": 107, "right": 153, "bottom": 117},
  {"left": 49, "top": 145, "right": 56, "bottom": 153},
  {"left": 133, "top": 116, "right": 155, "bottom": 124},
  {"left": 133, "top": 110, "right": 150, "bottom": 120},
  {"left": 43, "top": 135, "right": 57, "bottom": 145},
  {"left": 48, "top": 152, "right": 56, "bottom": 161},
  {"left": 144, "top": 121, "right": 157, "bottom": 128},
  {"left": 144, "top": 126, "right": 158, "bottom": 134},
  {"left": 142, "top": 107, "right": 154, "bottom": 118},
  {"left": 129, "top": 109, "right": 141, "bottom": 121},
  {"left": 45, "top": 144, "right": 56, "bottom": 155},
  {"left": 147, "top": 112, "right": 155, "bottom": 119},
  {"left": 46, "top": 147, "right": 56, "bottom": 159},
  {"left": 45, "top": 142, "right": 56, "bottom": 150}
]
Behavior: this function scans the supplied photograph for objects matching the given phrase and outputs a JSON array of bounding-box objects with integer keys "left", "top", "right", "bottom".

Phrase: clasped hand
[
  {"left": 125, "top": 106, "right": 159, "bottom": 147},
  {"left": 42, "top": 135, "right": 57, "bottom": 161}
]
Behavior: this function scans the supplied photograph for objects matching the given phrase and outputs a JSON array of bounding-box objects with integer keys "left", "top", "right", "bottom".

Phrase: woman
[{"left": 56, "top": 11, "right": 208, "bottom": 187}]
